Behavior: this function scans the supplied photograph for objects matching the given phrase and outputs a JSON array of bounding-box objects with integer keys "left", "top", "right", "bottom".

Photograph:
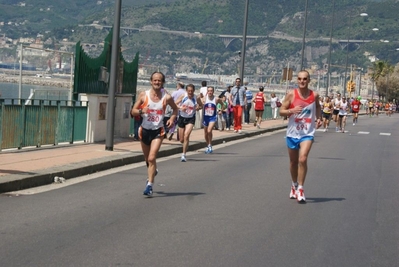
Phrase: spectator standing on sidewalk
[
  {"left": 229, "top": 78, "right": 246, "bottom": 133},
  {"left": 224, "top": 85, "right": 233, "bottom": 130},
  {"left": 279, "top": 70, "right": 322, "bottom": 203},
  {"left": 130, "top": 72, "right": 178, "bottom": 197},
  {"left": 244, "top": 87, "right": 253, "bottom": 124},
  {"left": 252, "top": 86, "right": 267, "bottom": 128},
  {"left": 270, "top": 93, "right": 280, "bottom": 120},
  {"left": 133, "top": 115, "right": 142, "bottom": 141},
  {"left": 217, "top": 95, "right": 227, "bottom": 131}
]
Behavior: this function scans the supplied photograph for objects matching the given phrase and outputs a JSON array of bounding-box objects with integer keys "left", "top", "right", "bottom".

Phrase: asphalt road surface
[{"left": 1, "top": 115, "right": 398, "bottom": 267}]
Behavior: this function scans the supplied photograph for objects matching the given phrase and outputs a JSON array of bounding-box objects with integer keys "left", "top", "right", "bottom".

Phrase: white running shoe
[
  {"left": 238, "top": 129, "right": 242, "bottom": 134},
  {"left": 289, "top": 186, "right": 297, "bottom": 199},
  {"left": 181, "top": 155, "right": 186, "bottom": 162},
  {"left": 296, "top": 188, "right": 306, "bottom": 203}
]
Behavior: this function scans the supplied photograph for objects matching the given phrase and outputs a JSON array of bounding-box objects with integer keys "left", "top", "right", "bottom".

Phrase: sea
[{"left": 0, "top": 82, "right": 70, "bottom": 103}]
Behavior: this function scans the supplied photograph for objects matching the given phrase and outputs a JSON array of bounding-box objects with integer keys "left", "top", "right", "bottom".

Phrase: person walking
[
  {"left": 244, "top": 87, "right": 253, "bottom": 124},
  {"left": 229, "top": 78, "right": 246, "bottom": 133},
  {"left": 130, "top": 72, "right": 178, "bottom": 197},
  {"left": 175, "top": 84, "right": 202, "bottom": 162},
  {"left": 279, "top": 70, "right": 322, "bottom": 203},
  {"left": 199, "top": 86, "right": 223, "bottom": 153},
  {"left": 270, "top": 93, "right": 280, "bottom": 120},
  {"left": 252, "top": 86, "right": 267, "bottom": 128}
]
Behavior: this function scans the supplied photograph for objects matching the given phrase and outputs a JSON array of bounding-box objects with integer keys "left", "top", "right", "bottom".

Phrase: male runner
[
  {"left": 279, "top": 70, "right": 322, "bottom": 203},
  {"left": 175, "top": 84, "right": 202, "bottom": 162},
  {"left": 199, "top": 86, "right": 223, "bottom": 154},
  {"left": 130, "top": 72, "right": 178, "bottom": 197},
  {"left": 351, "top": 96, "right": 362, "bottom": 125},
  {"left": 332, "top": 93, "right": 342, "bottom": 132}
]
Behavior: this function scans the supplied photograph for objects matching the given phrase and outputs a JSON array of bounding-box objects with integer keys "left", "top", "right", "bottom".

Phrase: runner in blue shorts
[
  {"left": 198, "top": 86, "right": 224, "bottom": 154},
  {"left": 279, "top": 70, "right": 322, "bottom": 203}
]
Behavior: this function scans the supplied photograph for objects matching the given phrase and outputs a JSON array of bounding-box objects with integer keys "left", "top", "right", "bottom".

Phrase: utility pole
[
  {"left": 326, "top": 0, "right": 335, "bottom": 96},
  {"left": 105, "top": 0, "right": 122, "bottom": 151},
  {"left": 300, "top": 0, "right": 309, "bottom": 70},
  {"left": 239, "top": 0, "right": 249, "bottom": 82}
]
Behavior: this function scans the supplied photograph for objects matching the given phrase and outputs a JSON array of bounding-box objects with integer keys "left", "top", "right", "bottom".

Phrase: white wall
[{"left": 79, "top": 94, "right": 133, "bottom": 143}]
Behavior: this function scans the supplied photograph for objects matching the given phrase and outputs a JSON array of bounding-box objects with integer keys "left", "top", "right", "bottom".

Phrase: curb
[{"left": 0, "top": 125, "right": 287, "bottom": 194}]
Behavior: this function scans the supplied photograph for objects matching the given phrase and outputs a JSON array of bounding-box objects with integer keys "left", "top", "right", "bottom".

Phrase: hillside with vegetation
[{"left": 1, "top": 0, "right": 399, "bottom": 80}]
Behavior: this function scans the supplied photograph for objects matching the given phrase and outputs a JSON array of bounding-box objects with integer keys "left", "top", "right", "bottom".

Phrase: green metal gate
[{"left": 0, "top": 100, "right": 87, "bottom": 151}]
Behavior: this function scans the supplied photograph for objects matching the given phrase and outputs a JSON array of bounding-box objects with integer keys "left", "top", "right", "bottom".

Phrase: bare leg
[
  {"left": 181, "top": 124, "right": 194, "bottom": 154},
  {"left": 288, "top": 140, "right": 313, "bottom": 186},
  {"left": 141, "top": 138, "right": 163, "bottom": 184}
]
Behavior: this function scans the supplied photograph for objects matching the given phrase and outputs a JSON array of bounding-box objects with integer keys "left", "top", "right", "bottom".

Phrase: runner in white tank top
[
  {"left": 175, "top": 84, "right": 203, "bottom": 162},
  {"left": 130, "top": 72, "right": 178, "bottom": 197},
  {"left": 279, "top": 70, "right": 322, "bottom": 203},
  {"left": 338, "top": 97, "right": 349, "bottom": 133}
]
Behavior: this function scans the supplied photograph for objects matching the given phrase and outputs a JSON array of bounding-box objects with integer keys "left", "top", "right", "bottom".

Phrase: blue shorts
[
  {"left": 202, "top": 116, "right": 217, "bottom": 127},
  {"left": 286, "top": 136, "right": 314, "bottom": 150}
]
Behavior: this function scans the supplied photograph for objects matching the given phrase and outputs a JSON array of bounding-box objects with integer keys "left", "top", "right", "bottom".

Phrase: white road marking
[
  {"left": 358, "top": 131, "right": 370, "bottom": 134},
  {"left": 379, "top": 133, "right": 391, "bottom": 136},
  {"left": 4, "top": 129, "right": 286, "bottom": 195}
]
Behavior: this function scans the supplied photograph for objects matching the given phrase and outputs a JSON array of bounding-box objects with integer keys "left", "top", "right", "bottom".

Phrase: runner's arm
[
  {"left": 130, "top": 91, "right": 146, "bottom": 116},
  {"left": 279, "top": 91, "right": 294, "bottom": 116},
  {"left": 165, "top": 95, "right": 178, "bottom": 127}
]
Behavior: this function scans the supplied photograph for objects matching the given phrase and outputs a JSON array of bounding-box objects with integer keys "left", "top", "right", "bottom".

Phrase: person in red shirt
[
  {"left": 252, "top": 86, "right": 268, "bottom": 128},
  {"left": 351, "top": 96, "right": 362, "bottom": 125}
]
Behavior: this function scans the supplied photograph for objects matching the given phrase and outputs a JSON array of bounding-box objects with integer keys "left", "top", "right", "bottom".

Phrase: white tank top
[
  {"left": 333, "top": 98, "right": 342, "bottom": 110},
  {"left": 179, "top": 93, "right": 197, "bottom": 118},
  {"left": 140, "top": 90, "right": 166, "bottom": 130},
  {"left": 286, "top": 89, "right": 316, "bottom": 139},
  {"left": 339, "top": 102, "right": 348, "bottom": 115}
]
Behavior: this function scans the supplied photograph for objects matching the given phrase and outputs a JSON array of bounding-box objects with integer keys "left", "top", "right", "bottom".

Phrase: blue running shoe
[
  {"left": 143, "top": 184, "right": 153, "bottom": 197},
  {"left": 208, "top": 146, "right": 213, "bottom": 153},
  {"left": 205, "top": 147, "right": 210, "bottom": 154}
]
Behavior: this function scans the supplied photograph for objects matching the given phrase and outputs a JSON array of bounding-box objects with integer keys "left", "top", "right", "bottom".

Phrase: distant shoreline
[{"left": 0, "top": 73, "right": 71, "bottom": 88}]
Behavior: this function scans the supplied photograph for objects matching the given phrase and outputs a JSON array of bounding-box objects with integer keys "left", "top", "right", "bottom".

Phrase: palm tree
[{"left": 371, "top": 60, "right": 394, "bottom": 100}]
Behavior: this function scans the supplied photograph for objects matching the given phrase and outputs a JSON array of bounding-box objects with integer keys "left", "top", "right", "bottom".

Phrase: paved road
[{"left": 1, "top": 116, "right": 398, "bottom": 266}]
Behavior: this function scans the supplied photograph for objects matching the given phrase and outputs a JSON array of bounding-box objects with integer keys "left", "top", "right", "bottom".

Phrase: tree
[{"left": 371, "top": 60, "right": 395, "bottom": 100}]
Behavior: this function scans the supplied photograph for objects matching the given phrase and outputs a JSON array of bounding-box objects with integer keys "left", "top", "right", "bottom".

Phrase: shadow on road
[
  {"left": 153, "top": 191, "right": 205, "bottom": 198},
  {"left": 306, "top": 197, "right": 346, "bottom": 203}
]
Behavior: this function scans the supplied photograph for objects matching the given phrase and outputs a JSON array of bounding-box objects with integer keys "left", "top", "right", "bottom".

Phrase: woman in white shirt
[{"left": 270, "top": 93, "right": 280, "bottom": 120}]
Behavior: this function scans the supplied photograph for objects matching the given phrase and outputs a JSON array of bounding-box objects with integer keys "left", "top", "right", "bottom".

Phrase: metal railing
[{"left": 0, "top": 99, "right": 88, "bottom": 150}]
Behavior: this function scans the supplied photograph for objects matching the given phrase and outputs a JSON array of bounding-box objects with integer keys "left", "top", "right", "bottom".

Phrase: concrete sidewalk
[{"left": 0, "top": 119, "right": 288, "bottom": 194}]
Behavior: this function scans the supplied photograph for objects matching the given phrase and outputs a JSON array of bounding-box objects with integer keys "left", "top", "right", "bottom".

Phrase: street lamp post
[
  {"left": 343, "top": 12, "right": 369, "bottom": 98},
  {"left": 105, "top": 0, "right": 122, "bottom": 151},
  {"left": 239, "top": 0, "right": 249, "bottom": 82},
  {"left": 326, "top": 0, "right": 336, "bottom": 96},
  {"left": 300, "top": 0, "right": 309, "bottom": 71}
]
